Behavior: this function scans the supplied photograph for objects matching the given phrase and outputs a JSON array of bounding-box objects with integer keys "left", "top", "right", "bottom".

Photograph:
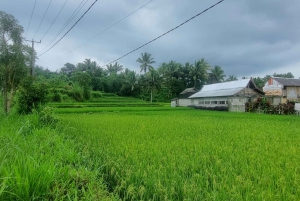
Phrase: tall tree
[
  {"left": 208, "top": 65, "right": 226, "bottom": 83},
  {"left": 0, "top": 11, "right": 27, "bottom": 114},
  {"left": 60, "top": 63, "right": 76, "bottom": 78},
  {"left": 189, "top": 58, "right": 210, "bottom": 88},
  {"left": 146, "top": 69, "right": 161, "bottom": 103},
  {"left": 136, "top": 52, "right": 155, "bottom": 74}
]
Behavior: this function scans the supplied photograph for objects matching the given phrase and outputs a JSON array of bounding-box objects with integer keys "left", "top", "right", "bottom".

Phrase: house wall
[
  {"left": 263, "top": 79, "right": 283, "bottom": 96},
  {"left": 178, "top": 98, "right": 192, "bottom": 106},
  {"left": 228, "top": 97, "right": 247, "bottom": 112},
  {"left": 171, "top": 100, "right": 177, "bottom": 107},
  {"left": 286, "top": 86, "right": 300, "bottom": 100},
  {"left": 237, "top": 88, "right": 262, "bottom": 97},
  {"left": 191, "top": 97, "right": 228, "bottom": 107}
]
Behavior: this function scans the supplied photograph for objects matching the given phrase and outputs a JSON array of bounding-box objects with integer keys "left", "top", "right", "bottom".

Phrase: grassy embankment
[{"left": 0, "top": 113, "right": 117, "bottom": 200}]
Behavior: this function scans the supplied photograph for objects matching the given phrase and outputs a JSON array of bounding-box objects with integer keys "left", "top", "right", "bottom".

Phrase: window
[
  {"left": 211, "top": 101, "right": 218, "bottom": 104},
  {"left": 198, "top": 101, "right": 204, "bottom": 105},
  {"left": 219, "top": 101, "right": 226, "bottom": 104},
  {"left": 205, "top": 101, "right": 210, "bottom": 104}
]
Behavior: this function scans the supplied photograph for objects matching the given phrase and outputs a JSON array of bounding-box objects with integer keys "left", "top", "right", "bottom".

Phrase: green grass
[
  {"left": 2, "top": 100, "right": 300, "bottom": 200},
  {"left": 0, "top": 114, "right": 116, "bottom": 201},
  {"left": 59, "top": 109, "right": 300, "bottom": 200}
]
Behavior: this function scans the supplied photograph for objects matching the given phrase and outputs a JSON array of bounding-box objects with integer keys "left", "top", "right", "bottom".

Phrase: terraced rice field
[{"left": 59, "top": 108, "right": 300, "bottom": 200}]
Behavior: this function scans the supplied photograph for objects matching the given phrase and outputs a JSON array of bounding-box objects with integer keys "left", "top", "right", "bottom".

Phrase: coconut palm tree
[
  {"left": 189, "top": 58, "right": 210, "bottom": 88},
  {"left": 123, "top": 70, "right": 138, "bottom": 91},
  {"left": 106, "top": 62, "right": 123, "bottom": 75},
  {"left": 146, "top": 69, "right": 161, "bottom": 103},
  {"left": 209, "top": 65, "right": 226, "bottom": 83},
  {"left": 136, "top": 52, "right": 155, "bottom": 74}
]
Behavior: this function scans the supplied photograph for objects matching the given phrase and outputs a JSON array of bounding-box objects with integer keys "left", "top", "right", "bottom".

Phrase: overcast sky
[{"left": 2, "top": 0, "right": 300, "bottom": 78}]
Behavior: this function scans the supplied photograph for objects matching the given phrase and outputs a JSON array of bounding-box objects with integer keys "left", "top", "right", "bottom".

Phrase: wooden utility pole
[{"left": 26, "top": 39, "right": 41, "bottom": 76}]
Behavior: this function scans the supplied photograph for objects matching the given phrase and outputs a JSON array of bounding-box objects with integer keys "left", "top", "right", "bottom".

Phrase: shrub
[
  {"left": 16, "top": 77, "right": 49, "bottom": 114},
  {"left": 91, "top": 91, "right": 103, "bottom": 98},
  {"left": 38, "top": 106, "right": 57, "bottom": 126},
  {"left": 68, "top": 84, "right": 84, "bottom": 102}
]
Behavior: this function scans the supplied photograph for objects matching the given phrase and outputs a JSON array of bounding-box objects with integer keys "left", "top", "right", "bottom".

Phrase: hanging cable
[
  {"left": 101, "top": 0, "right": 224, "bottom": 68},
  {"left": 40, "top": 0, "right": 88, "bottom": 53},
  {"left": 33, "top": 0, "right": 53, "bottom": 40},
  {"left": 25, "top": 0, "right": 37, "bottom": 39},
  {"left": 55, "top": 0, "right": 153, "bottom": 60}
]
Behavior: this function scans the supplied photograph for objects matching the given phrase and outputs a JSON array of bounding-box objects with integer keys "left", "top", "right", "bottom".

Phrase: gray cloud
[{"left": 2, "top": 0, "right": 300, "bottom": 78}]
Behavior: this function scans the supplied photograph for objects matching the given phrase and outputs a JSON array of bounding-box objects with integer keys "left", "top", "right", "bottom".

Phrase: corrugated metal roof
[
  {"left": 189, "top": 79, "right": 251, "bottom": 98},
  {"left": 273, "top": 77, "right": 300, "bottom": 87},
  {"left": 190, "top": 88, "right": 244, "bottom": 98}
]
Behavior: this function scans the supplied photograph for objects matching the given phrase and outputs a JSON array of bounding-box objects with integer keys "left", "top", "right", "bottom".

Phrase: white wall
[{"left": 178, "top": 99, "right": 192, "bottom": 106}]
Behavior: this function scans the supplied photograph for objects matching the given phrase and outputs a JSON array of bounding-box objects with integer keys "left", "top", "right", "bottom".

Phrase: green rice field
[
  {"left": 1, "top": 103, "right": 300, "bottom": 200},
  {"left": 59, "top": 107, "right": 300, "bottom": 200}
]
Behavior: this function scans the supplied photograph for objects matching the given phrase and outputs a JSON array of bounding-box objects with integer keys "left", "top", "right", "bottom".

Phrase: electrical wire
[
  {"left": 100, "top": 0, "right": 224, "bottom": 68},
  {"left": 40, "top": 0, "right": 88, "bottom": 53},
  {"left": 25, "top": 0, "right": 37, "bottom": 39},
  {"left": 40, "top": 0, "right": 69, "bottom": 41},
  {"left": 56, "top": 0, "right": 153, "bottom": 60},
  {"left": 38, "top": 0, "right": 98, "bottom": 57},
  {"left": 33, "top": 0, "right": 53, "bottom": 40}
]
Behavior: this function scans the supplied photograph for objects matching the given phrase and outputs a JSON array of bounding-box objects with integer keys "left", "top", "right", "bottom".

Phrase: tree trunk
[
  {"left": 7, "top": 88, "right": 14, "bottom": 114},
  {"left": 150, "top": 89, "right": 153, "bottom": 103},
  {"left": 3, "top": 78, "right": 8, "bottom": 115}
]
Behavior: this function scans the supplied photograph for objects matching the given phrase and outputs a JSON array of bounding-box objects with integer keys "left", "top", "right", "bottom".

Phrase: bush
[
  {"left": 91, "top": 91, "right": 103, "bottom": 98},
  {"left": 68, "top": 84, "right": 84, "bottom": 102},
  {"left": 38, "top": 106, "right": 57, "bottom": 126},
  {"left": 50, "top": 89, "right": 62, "bottom": 102},
  {"left": 16, "top": 77, "right": 49, "bottom": 114}
]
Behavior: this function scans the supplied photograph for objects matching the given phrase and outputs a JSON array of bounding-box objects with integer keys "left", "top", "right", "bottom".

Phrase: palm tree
[
  {"left": 209, "top": 65, "right": 226, "bottom": 83},
  {"left": 106, "top": 62, "right": 123, "bottom": 75},
  {"left": 123, "top": 70, "right": 138, "bottom": 91},
  {"left": 146, "top": 69, "right": 161, "bottom": 103},
  {"left": 189, "top": 58, "right": 210, "bottom": 88},
  {"left": 136, "top": 52, "right": 155, "bottom": 74},
  {"left": 227, "top": 75, "right": 238, "bottom": 81}
]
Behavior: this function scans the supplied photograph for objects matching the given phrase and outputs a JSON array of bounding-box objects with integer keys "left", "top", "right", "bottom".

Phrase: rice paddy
[
  {"left": 60, "top": 108, "right": 300, "bottom": 200},
  {"left": 1, "top": 99, "right": 300, "bottom": 200}
]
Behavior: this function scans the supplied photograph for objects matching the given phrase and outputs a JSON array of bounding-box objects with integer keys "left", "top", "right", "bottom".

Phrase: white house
[{"left": 189, "top": 79, "right": 264, "bottom": 112}]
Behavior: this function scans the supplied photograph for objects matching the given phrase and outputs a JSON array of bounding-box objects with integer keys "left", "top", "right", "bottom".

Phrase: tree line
[{"left": 0, "top": 10, "right": 297, "bottom": 115}]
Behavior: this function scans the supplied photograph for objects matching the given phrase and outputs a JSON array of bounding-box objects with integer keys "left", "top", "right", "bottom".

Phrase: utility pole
[{"left": 26, "top": 39, "right": 41, "bottom": 76}]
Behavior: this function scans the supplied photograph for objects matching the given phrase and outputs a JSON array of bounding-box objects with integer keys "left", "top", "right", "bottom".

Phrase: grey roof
[
  {"left": 180, "top": 87, "right": 198, "bottom": 94},
  {"left": 273, "top": 77, "right": 300, "bottom": 87},
  {"left": 189, "top": 79, "right": 251, "bottom": 98},
  {"left": 190, "top": 87, "right": 245, "bottom": 98}
]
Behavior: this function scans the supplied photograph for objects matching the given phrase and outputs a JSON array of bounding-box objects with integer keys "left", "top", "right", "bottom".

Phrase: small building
[
  {"left": 171, "top": 88, "right": 198, "bottom": 107},
  {"left": 263, "top": 77, "right": 300, "bottom": 104},
  {"left": 189, "top": 79, "right": 264, "bottom": 112}
]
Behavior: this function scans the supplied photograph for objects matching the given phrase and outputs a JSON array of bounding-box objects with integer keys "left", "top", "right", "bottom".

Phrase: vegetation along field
[{"left": 57, "top": 108, "right": 299, "bottom": 200}]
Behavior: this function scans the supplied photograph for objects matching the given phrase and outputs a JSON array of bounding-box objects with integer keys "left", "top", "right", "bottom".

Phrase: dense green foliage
[{"left": 16, "top": 77, "right": 49, "bottom": 114}]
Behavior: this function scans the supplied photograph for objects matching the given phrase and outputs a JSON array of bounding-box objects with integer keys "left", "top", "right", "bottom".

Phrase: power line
[
  {"left": 38, "top": 0, "right": 98, "bottom": 57},
  {"left": 40, "top": 0, "right": 69, "bottom": 41},
  {"left": 33, "top": 0, "right": 53, "bottom": 40},
  {"left": 56, "top": 0, "right": 153, "bottom": 60},
  {"left": 25, "top": 0, "right": 37, "bottom": 38},
  {"left": 101, "top": 0, "right": 224, "bottom": 68},
  {"left": 40, "top": 0, "right": 88, "bottom": 53}
]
